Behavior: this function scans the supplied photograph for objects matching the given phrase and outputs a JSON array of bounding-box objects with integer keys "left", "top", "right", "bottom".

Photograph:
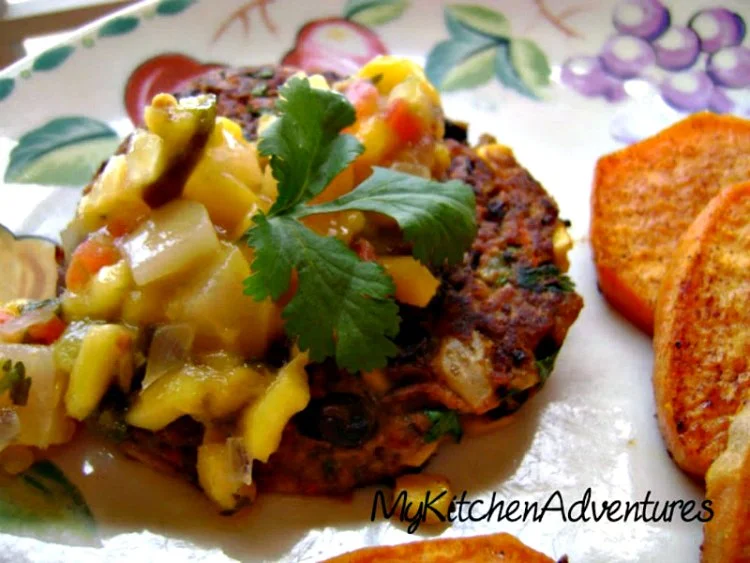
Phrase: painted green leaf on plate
[
  {"left": 445, "top": 4, "right": 510, "bottom": 41},
  {"left": 6, "top": 117, "right": 119, "bottom": 186},
  {"left": 156, "top": 0, "right": 197, "bottom": 15},
  {"left": 495, "top": 40, "right": 550, "bottom": 100},
  {"left": 510, "top": 38, "right": 551, "bottom": 90},
  {"left": 98, "top": 16, "right": 140, "bottom": 37},
  {"left": 32, "top": 46, "right": 75, "bottom": 72},
  {"left": 426, "top": 40, "right": 497, "bottom": 91},
  {"left": 0, "top": 78, "right": 14, "bottom": 101},
  {"left": 0, "top": 460, "right": 97, "bottom": 545},
  {"left": 344, "top": 0, "right": 408, "bottom": 26}
]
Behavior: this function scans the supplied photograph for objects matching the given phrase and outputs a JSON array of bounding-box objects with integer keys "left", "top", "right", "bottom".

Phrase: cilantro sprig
[
  {"left": 0, "top": 360, "right": 31, "bottom": 406},
  {"left": 244, "top": 77, "right": 476, "bottom": 372}
]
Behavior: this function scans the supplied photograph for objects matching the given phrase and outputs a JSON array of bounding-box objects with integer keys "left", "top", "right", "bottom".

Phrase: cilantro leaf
[
  {"left": 296, "top": 167, "right": 476, "bottom": 266},
  {"left": 424, "top": 410, "right": 463, "bottom": 443},
  {"left": 516, "top": 264, "right": 575, "bottom": 293},
  {"left": 258, "top": 77, "right": 364, "bottom": 216},
  {"left": 0, "top": 360, "right": 31, "bottom": 406},
  {"left": 244, "top": 214, "right": 399, "bottom": 372},
  {"left": 535, "top": 351, "right": 559, "bottom": 383}
]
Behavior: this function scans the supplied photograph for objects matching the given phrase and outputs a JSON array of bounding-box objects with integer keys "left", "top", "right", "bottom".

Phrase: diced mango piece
[
  {"left": 183, "top": 117, "right": 265, "bottom": 234},
  {"left": 309, "top": 164, "right": 355, "bottom": 204},
  {"left": 354, "top": 117, "right": 398, "bottom": 179},
  {"left": 126, "top": 364, "right": 267, "bottom": 431},
  {"left": 166, "top": 244, "right": 278, "bottom": 358},
  {"left": 144, "top": 93, "right": 217, "bottom": 162},
  {"left": 241, "top": 353, "right": 310, "bottom": 463},
  {"left": 357, "top": 56, "right": 440, "bottom": 105},
  {"left": 53, "top": 320, "right": 93, "bottom": 374},
  {"left": 65, "top": 324, "right": 135, "bottom": 420},
  {"left": 378, "top": 256, "right": 440, "bottom": 307},
  {"left": 197, "top": 439, "right": 249, "bottom": 512},
  {"left": 120, "top": 283, "right": 169, "bottom": 326},
  {"left": 121, "top": 199, "right": 220, "bottom": 287},
  {"left": 62, "top": 260, "right": 133, "bottom": 322},
  {"left": 77, "top": 151, "right": 152, "bottom": 235}
]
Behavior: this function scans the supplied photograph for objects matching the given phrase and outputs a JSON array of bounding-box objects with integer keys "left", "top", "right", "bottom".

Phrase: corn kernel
[
  {"left": 393, "top": 473, "right": 453, "bottom": 525},
  {"left": 553, "top": 223, "right": 574, "bottom": 272}
]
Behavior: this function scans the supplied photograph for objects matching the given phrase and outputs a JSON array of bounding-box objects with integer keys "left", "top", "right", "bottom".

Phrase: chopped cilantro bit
[
  {"left": 20, "top": 298, "right": 61, "bottom": 315},
  {"left": 251, "top": 83, "right": 269, "bottom": 97},
  {"left": 424, "top": 410, "right": 462, "bottom": 443},
  {"left": 535, "top": 351, "right": 559, "bottom": 383},
  {"left": 517, "top": 264, "right": 575, "bottom": 293},
  {"left": 534, "top": 336, "right": 561, "bottom": 383},
  {"left": 244, "top": 77, "right": 476, "bottom": 372},
  {"left": 0, "top": 360, "right": 31, "bottom": 406},
  {"left": 256, "top": 67, "right": 275, "bottom": 79}
]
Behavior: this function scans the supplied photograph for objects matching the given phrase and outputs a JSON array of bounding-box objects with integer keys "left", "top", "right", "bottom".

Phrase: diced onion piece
[
  {"left": 122, "top": 199, "right": 220, "bottom": 286},
  {"left": 142, "top": 324, "right": 194, "bottom": 390},
  {"left": 241, "top": 353, "right": 310, "bottom": 463},
  {"left": 434, "top": 331, "right": 494, "bottom": 410},
  {"left": 0, "top": 408, "right": 20, "bottom": 452},
  {"left": 59, "top": 219, "right": 88, "bottom": 261},
  {"left": 0, "top": 344, "right": 71, "bottom": 449}
]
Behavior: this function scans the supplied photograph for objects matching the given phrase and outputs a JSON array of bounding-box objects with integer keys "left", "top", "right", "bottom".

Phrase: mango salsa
[{"left": 241, "top": 352, "right": 310, "bottom": 463}]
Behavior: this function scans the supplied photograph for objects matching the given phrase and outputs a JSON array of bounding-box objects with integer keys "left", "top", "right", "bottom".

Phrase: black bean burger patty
[{"left": 109, "top": 65, "right": 582, "bottom": 495}]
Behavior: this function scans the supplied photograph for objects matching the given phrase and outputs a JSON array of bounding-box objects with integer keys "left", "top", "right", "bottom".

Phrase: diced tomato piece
[
  {"left": 345, "top": 79, "right": 380, "bottom": 119},
  {"left": 65, "top": 236, "right": 120, "bottom": 292},
  {"left": 26, "top": 316, "right": 66, "bottom": 345},
  {"left": 352, "top": 238, "right": 377, "bottom": 262},
  {"left": 385, "top": 98, "right": 424, "bottom": 144}
]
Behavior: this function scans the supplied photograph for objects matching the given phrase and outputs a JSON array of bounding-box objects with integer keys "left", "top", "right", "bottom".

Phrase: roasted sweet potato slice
[
  {"left": 702, "top": 402, "right": 750, "bottom": 562},
  {"left": 323, "top": 532, "right": 557, "bottom": 562},
  {"left": 653, "top": 181, "right": 750, "bottom": 479},
  {"left": 592, "top": 113, "right": 750, "bottom": 333}
]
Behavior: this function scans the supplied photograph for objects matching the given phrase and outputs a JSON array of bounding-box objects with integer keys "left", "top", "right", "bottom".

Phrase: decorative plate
[{"left": 2, "top": 0, "right": 748, "bottom": 561}]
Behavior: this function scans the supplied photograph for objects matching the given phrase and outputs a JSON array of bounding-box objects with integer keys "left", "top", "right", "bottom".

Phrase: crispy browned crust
[
  {"left": 111, "top": 65, "right": 582, "bottom": 496},
  {"left": 592, "top": 112, "right": 750, "bottom": 334},
  {"left": 702, "top": 402, "right": 750, "bottom": 562},
  {"left": 653, "top": 181, "right": 750, "bottom": 479},
  {"left": 323, "top": 532, "right": 558, "bottom": 563}
]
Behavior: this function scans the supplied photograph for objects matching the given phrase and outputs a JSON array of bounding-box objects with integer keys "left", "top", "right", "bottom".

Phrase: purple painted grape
[
  {"left": 561, "top": 56, "right": 627, "bottom": 101},
  {"left": 660, "top": 71, "right": 714, "bottom": 111},
  {"left": 689, "top": 8, "right": 746, "bottom": 54},
  {"left": 706, "top": 46, "right": 750, "bottom": 88},
  {"left": 600, "top": 35, "right": 656, "bottom": 79},
  {"left": 613, "top": 0, "right": 670, "bottom": 41},
  {"left": 709, "top": 87, "right": 735, "bottom": 113},
  {"left": 653, "top": 27, "right": 701, "bottom": 71}
]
